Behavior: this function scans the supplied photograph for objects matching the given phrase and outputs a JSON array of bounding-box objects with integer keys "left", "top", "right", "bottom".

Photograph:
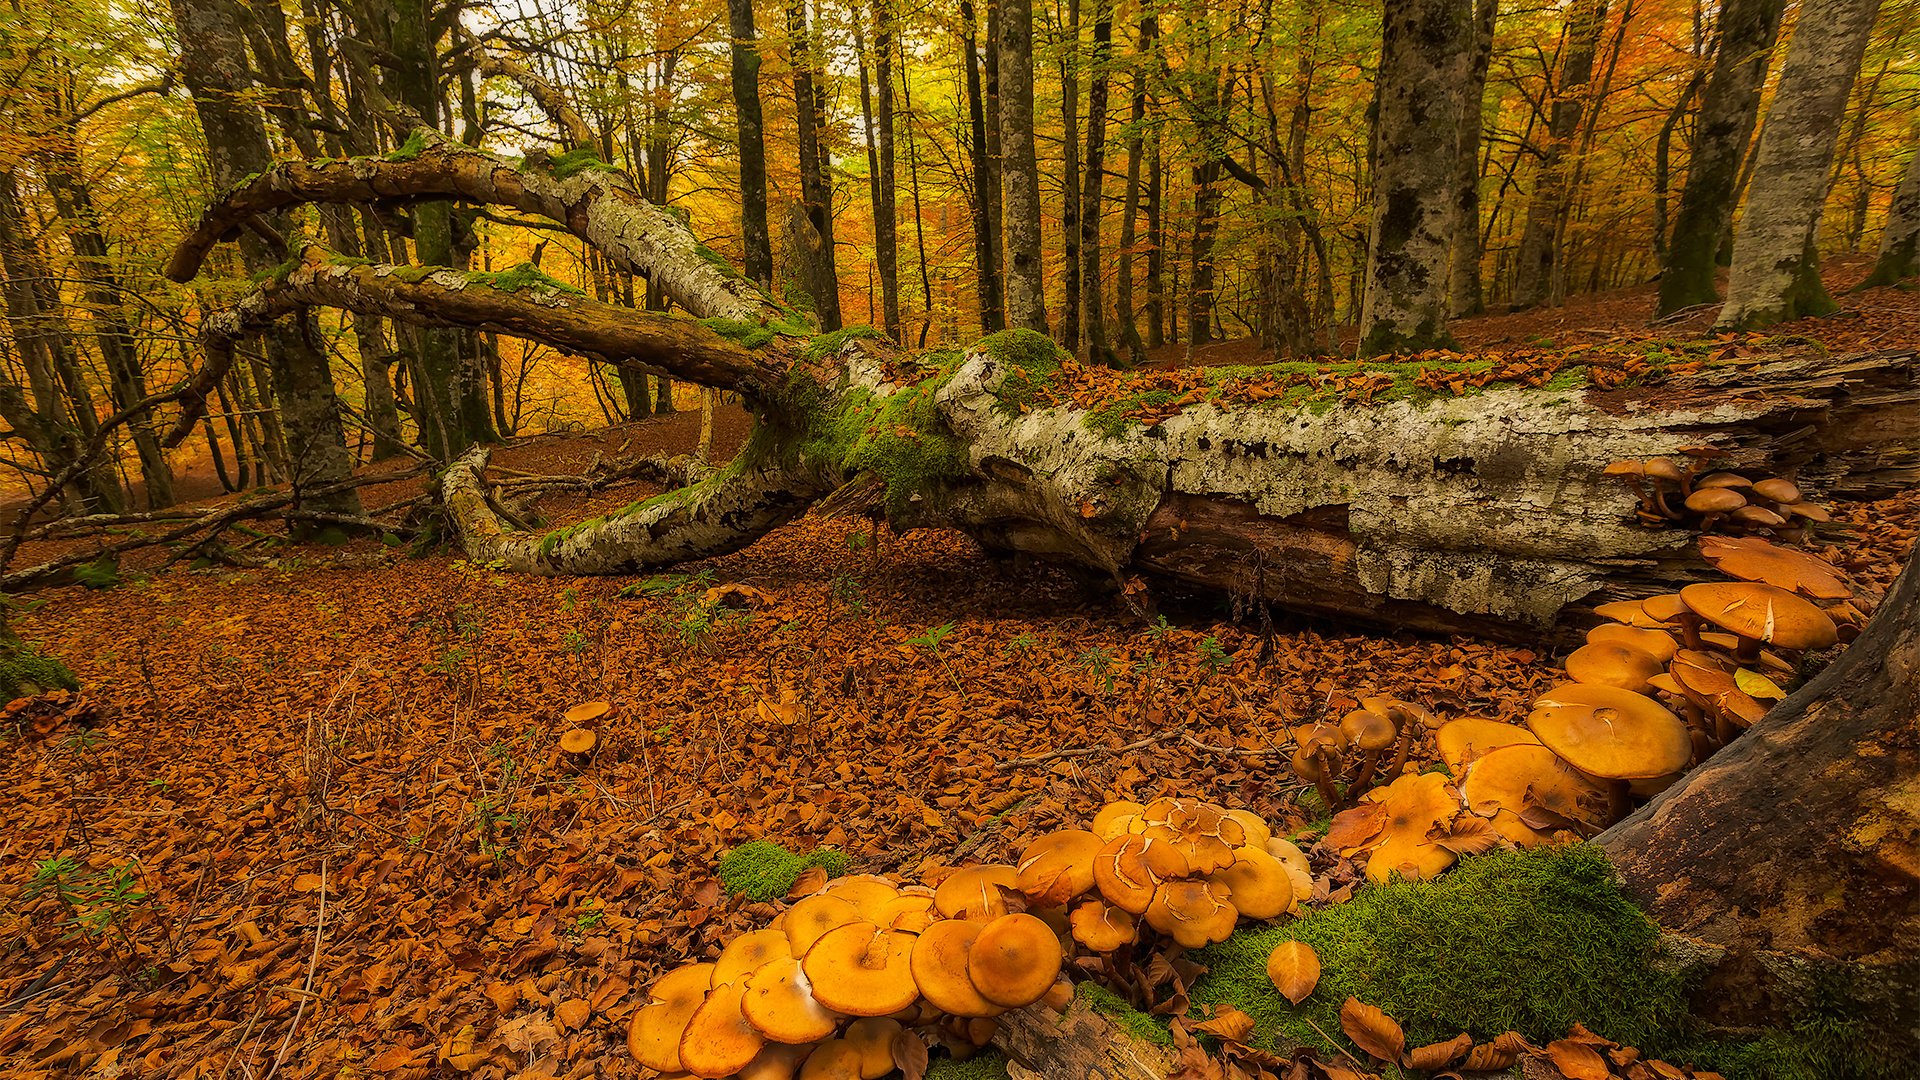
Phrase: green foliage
[
  {"left": 699, "top": 313, "right": 812, "bottom": 348},
  {"left": 926, "top": 1050, "right": 1012, "bottom": 1080},
  {"left": 1077, "top": 982, "right": 1175, "bottom": 1047},
  {"left": 469, "top": 263, "right": 586, "bottom": 296},
  {"left": 543, "top": 146, "right": 618, "bottom": 179},
  {"left": 715, "top": 840, "right": 850, "bottom": 902},
  {"left": 979, "top": 328, "right": 1068, "bottom": 414},
  {"left": 802, "top": 324, "right": 885, "bottom": 362},
  {"left": 0, "top": 640, "right": 79, "bottom": 701},
  {"left": 798, "top": 381, "right": 971, "bottom": 518},
  {"left": 1086, "top": 389, "right": 1180, "bottom": 438},
  {"left": 24, "top": 856, "right": 151, "bottom": 942},
  {"left": 907, "top": 622, "right": 955, "bottom": 655},
  {"left": 1189, "top": 847, "right": 1690, "bottom": 1057},
  {"left": 1681, "top": 968, "right": 1917, "bottom": 1080},
  {"left": 386, "top": 130, "right": 430, "bottom": 161}
]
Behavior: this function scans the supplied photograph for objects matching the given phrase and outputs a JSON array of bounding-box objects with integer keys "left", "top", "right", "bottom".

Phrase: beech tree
[
  {"left": 999, "top": 0, "right": 1050, "bottom": 334},
  {"left": 1716, "top": 0, "right": 1882, "bottom": 330},
  {"left": 1862, "top": 135, "right": 1920, "bottom": 287}
]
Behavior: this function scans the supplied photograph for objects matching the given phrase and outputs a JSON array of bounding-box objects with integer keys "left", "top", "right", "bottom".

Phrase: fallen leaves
[
  {"left": 1265, "top": 941, "right": 1321, "bottom": 1005},
  {"left": 1338, "top": 997, "right": 1404, "bottom": 1065}
]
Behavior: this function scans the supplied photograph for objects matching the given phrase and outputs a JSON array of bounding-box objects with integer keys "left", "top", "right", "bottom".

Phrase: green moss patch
[
  {"left": 979, "top": 329, "right": 1069, "bottom": 414},
  {"left": 544, "top": 146, "right": 619, "bottom": 179},
  {"left": 0, "top": 640, "right": 79, "bottom": 702},
  {"left": 715, "top": 839, "right": 850, "bottom": 902},
  {"left": 1077, "top": 981, "right": 1175, "bottom": 1048},
  {"left": 387, "top": 130, "right": 430, "bottom": 162},
  {"left": 926, "top": 1049, "right": 1011, "bottom": 1079},
  {"left": 1189, "top": 846, "right": 1689, "bottom": 1057},
  {"left": 798, "top": 382, "right": 971, "bottom": 518},
  {"left": 468, "top": 263, "right": 585, "bottom": 296},
  {"left": 802, "top": 325, "right": 885, "bottom": 363},
  {"left": 700, "top": 313, "right": 812, "bottom": 349}
]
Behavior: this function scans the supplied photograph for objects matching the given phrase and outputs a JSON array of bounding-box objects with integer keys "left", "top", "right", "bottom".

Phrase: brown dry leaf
[
  {"left": 1545, "top": 1040, "right": 1611, "bottom": 1080},
  {"left": 1405, "top": 1033, "right": 1471, "bottom": 1071},
  {"left": 1462, "top": 1042, "right": 1519, "bottom": 1072},
  {"left": 439, "top": 1025, "right": 487, "bottom": 1071},
  {"left": 553, "top": 998, "right": 590, "bottom": 1030},
  {"left": 890, "top": 1028, "right": 930, "bottom": 1080},
  {"left": 1323, "top": 803, "right": 1387, "bottom": 851},
  {"left": 1194, "top": 1005, "right": 1257, "bottom": 1044},
  {"left": 1265, "top": 941, "right": 1321, "bottom": 1005},
  {"left": 1338, "top": 998, "right": 1405, "bottom": 1064},
  {"left": 788, "top": 866, "right": 829, "bottom": 898},
  {"left": 1435, "top": 815, "right": 1503, "bottom": 856}
]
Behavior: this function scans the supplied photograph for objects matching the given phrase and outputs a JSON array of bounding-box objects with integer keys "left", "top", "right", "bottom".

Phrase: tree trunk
[
  {"left": 1061, "top": 0, "right": 1083, "bottom": 354},
  {"left": 962, "top": 0, "right": 1006, "bottom": 333},
  {"left": 790, "top": 0, "right": 843, "bottom": 331},
  {"left": 999, "top": 0, "right": 1050, "bottom": 334},
  {"left": 1715, "top": 0, "right": 1881, "bottom": 331},
  {"left": 993, "top": 996, "right": 1174, "bottom": 1079},
  {"left": 1510, "top": 0, "right": 1608, "bottom": 310},
  {"left": 1597, "top": 547, "right": 1920, "bottom": 1067},
  {"left": 984, "top": 0, "right": 1008, "bottom": 332},
  {"left": 1447, "top": 0, "right": 1497, "bottom": 319},
  {"left": 1657, "top": 0, "right": 1786, "bottom": 316},
  {"left": 1114, "top": 14, "right": 1154, "bottom": 363},
  {"left": 1145, "top": 125, "right": 1166, "bottom": 348},
  {"left": 872, "top": 0, "right": 902, "bottom": 341},
  {"left": 1359, "top": 0, "right": 1470, "bottom": 354},
  {"left": 1861, "top": 137, "right": 1920, "bottom": 288},
  {"left": 1080, "top": 0, "right": 1114, "bottom": 364},
  {"left": 729, "top": 0, "right": 775, "bottom": 289}
]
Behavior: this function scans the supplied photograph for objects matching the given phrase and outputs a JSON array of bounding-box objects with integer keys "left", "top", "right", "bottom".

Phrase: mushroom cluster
[
  {"left": 1605, "top": 455, "right": 1833, "bottom": 542},
  {"left": 630, "top": 799, "right": 1310, "bottom": 1078},
  {"left": 1287, "top": 698, "right": 1436, "bottom": 811}
]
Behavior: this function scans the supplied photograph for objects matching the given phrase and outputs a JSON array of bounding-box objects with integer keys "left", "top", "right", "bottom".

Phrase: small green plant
[
  {"left": 829, "top": 573, "right": 866, "bottom": 613},
  {"left": 1076, "top": 646, "right": 1116, "bottom": 694},
  {"left": 1198, "top": 636, "right": 1235, "bottom": 677},
  {"left": 73, "top": 559, "right": 122, "bottom": 590},
  {"left": 571, "top": 898, "right": 605, "bottom": 933},
  {"left": 907, "top": 622, "right": 955, "bottom": 656},
  {"left": 559, "top": 587, "right": 580, "bottom": 613},
  {"left": 560, "top": 629, "right": 591, "bottom": 655},
  {"left": 425, "top": 644, "right": 470, "bottom": 676},
  {"left": 1002, "top": 633, "right": 1038, "bottom": 660},
  {"left": 24, "top": 856, "right": 152, "bottom": 946},
  {"left": 63, "top": 728, "right": 105, "bottom": 753}
]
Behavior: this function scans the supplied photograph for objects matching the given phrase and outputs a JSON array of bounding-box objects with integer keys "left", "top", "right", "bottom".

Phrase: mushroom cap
[
  {"left": 842, "top": 1018, "right": 903, "bottom": 1080},
  {"left": 1669, "top": 650, "right": 1770, "bottom": 729},
  {"left": 785, "top": 894, "right": 866, "bottom": 956},
  {"left": 1685, "top": 488, "right": 1747, "bottom": 514},
  {"left": 1641, "top": 594, "right": 1691, "bottom": 623},
  {"left": 968, "top": 912, "right": 1064, "bottom": 1007},
  {"left": 1206, "top": 845, "right": 1294, "bottom": 920},
  {"left": 1144, "top": 879, "right": 1239, "bottom": 949},
  {"left": 1068, "top": 897, "right": 1140, "bottom": 951},
  {"left": 738, "top": 1042, "right": 810, "bottom": 1080},
  {"left": 1562, "top": 641, "right": 1667, "bottom": 695},
  {"left": 679, "top": 979, "right": 767, "bottom": 1078},
  {"left": 1339, "top": 707, "right": 1398, "bottom": 752},
  {"left": 563, "top": 700, "right": 611, "bottom": 724},
  {"left": 1526, "top": 683, "right": 1691, "bottom": 781},
  {"left": 799, "top": 1040, "right": 865, "bottom": 1080},
  {"left": 1584, "top": 622, "right": 1678, "bottom": 662},
  {"left": 1141, "top": 816, "right": 1238, "bottom": 876},
  {"left": 1222, "top": 809, "right": 1273, "bottom": 849},
  {"left": 1369, "top": 697, "right": 1440, "bottom": 731},
  {"left": 1593, "top": 600, "right": 1664, "bottom": 628},
  {"left": 1459, "top": 744, "right": 1608, "bottom": 847},
  {"left": 801, "top": 924, "right": 920, "bottom": 1017},
  {"left": 1681, "top": 581, "right": 1839, "bottom": 651},
  {"left": 1783, "top": 501, "right": 1833, "bottom": 523},
  {"left": 1731, "top": 505, "right": 1786, "bottom": 528},
  {"left": 715, "top": 929, "right": 797, "bottom": 986},
  {"left": 1697, "top": 536, "right": 1852, "bottom": 600},
  {"left": 876, "top": 893, "right": 937, "bottom": 933},
  {"left": 1332, "top": 772, "right": 1463, "bottom": 884},
  {"left": 1093, "top": 834, "right": 1190, "bottom": 913},
  {"left": 1642, "top": 458, "right": 1685, "bottom": 483},
  {"left": 823, "top": 876, "right": 901, "bottom": 923},
  {"left": 1434, "top": 717, "right": 1542, "bottom": 774},
  {"left": 933, "top": 864, "right": 1020, "bottom": 921},
  {"left": 1091, "top": 801, "right": 1146, "bottom": 840},
  {"left": 1695, "top": 472, "right": 1752, "bottom": 489},
  {"left": 1751, "top": 477, "right": 1802, "bottom": 504},
  {"left": 1016, "top": 830, "right": 1104, "bottom": 907},
  {"left": 558, "top": 728, "right": 598, "bottom": 754},
  {"left": 742, "top": 956, "right": 842, "bottom": 1044},
  {"left": 1647, "top": 672, "right": 1683, "bottom": 695},
  {"left": 1603, "top": 459, "right": 1647, "bottom": 478},
  {"left": 629, "top": 963, "right": 717, "bottom": 1072},
  {"left": 907, "top": 919, "right": 1005, "bottom": 1018}
]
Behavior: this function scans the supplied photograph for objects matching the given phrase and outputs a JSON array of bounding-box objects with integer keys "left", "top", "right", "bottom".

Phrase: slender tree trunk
[
  {"left": 1061, "top": 0, "right": 1083, "bottom": 352},
  {"left": 1359, "top": 0, "right": 1471, "bottom": 354},
  {"left": 38, "top": 145, "right": 174, "bottom": 507},
  {"left": 873, "top": 0, "right": 901, "bottom": 341},
  {"left": 1145, "top": 127, "right": 1165, "bottom": 348},
  {"left": 1186, "top": 64, "right": 1230, "bottom": 348},
  {"left": 961, "top": 0, "right": 1005, "bottom": 332},
  {"left": 1448, "top": 0, "right": 1497, "bottom": 318},
  {"left": 897, "top": 50, "right": 937, "bottom": 347},
  {"left": 1511, "top": 0, "right": 1608, "bottom": 310},
  {"left": 1658, "top": 0, "right": 1786, "bottom": 315},
  {"left": 984, "top": 0, "right": 1008, "bottom": 331},
  {"left": 1861, "top": 136, "right": 1920, "bottom": 287},
  {"left": 1080, "top": 0, "right": 1114, "bottom": 363},
  {"left": 729, "top": 0, "right": 775, "bottom": 289},
  {"left": 1716, "top": 0, "right": 1881, "bottom": 330},
  {"left": 1114, "top": 14, "right": 1154, "bottom": 361},
  {"left": 999, "top": 0, "right": 1051, "bottom": 333},
  {"left": 789, "top": 0, "right": 843, "bottom": 331}
]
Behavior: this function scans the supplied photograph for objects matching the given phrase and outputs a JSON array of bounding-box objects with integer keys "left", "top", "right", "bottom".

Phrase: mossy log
[{"left": 991, "top": 997, "right": 1172, "bottom": 1080}]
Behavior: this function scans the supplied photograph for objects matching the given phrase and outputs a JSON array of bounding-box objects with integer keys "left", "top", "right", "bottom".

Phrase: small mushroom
[
  {"left": 1526, "top": 683, "right": 1691, "bottom": 821},
  {"left": 1338, "top": 706, "right": 1399, "bottom": 794},
  {"left": 1459, "top": 744, "right": 1607, "bottom": 847},
  {"left": 1206, "top": 845, "right": 1294, "bottom": 920},
  {"left": 933, "top": 864, "right": 1020, "bottom": 921},
  {"left": 1697, "top": 535, "right": 1852, "bottom": 600},
  {"left": 1015, "top": 830, "right": 1103, "bottom": 907},
  {"left": 1143, "top": 879, "right": 1239, "bottom": 948},
  {"left": 1751, "top": 477, "right": 1803, "bottom": 505},
  {"left": 1067, "top": 897, "right": 1140, "bottom": 952},
  {"left": 1562, "top": 641, "right": 1667, "bottom": 695},
  {"left": 1684, "top": 486, "right": 1748, "bottom": 533},
  {"left": 801, "top": 924, "right": 920, "bottom": 1017},
  {"left": 1693, "top": 471, "right": 1751, "bottom": 490},
  {"left": 1584, "top": 622, "right": 1678, "bottom": 662},
  {"left": 1434, "top": 717, "right": 1542, "bottom": 775},
  {"left": 967, "top": 912, "right": 1063, "bottom": 1007},
  {"left": 907, "top": 920, "right": 1004, "bottom": 1018},
  {"left": 743, "top": 956, "right": 843, "bottom": 1043},
  {"left": 1731, "top": 504, "right": 1787, "bottom": 532},
  {"left": 1681, "top": 581, "right": 1839, "bottom": 663},
  {"left": 823, "top": 875, "right": 902, "bottom": 923},
  {"left": 800, "top": 1041, "right": 865, "bottom": 1080},
  {"left": 680, "top": 979, "right": 768, "bottom": 1078},
  {"left": 715, "top": 929, "right": 796, "bottom": 986},
  {"left": 629, "top": 963, "right": 718, "bottom": 1073},
  {"left": 1092, "top": 834, "right": 1188, "bottom": 914},
  {"left": 842, "top": 1018, "right": 904, "bottom": 1080},
  {"left": 784, "top": 894, "right": 865, "bottom": 955}
]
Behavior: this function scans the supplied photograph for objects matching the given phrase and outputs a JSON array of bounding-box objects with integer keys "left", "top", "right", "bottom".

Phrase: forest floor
[{"left": 1, "top": 265, "right": 1917, "bottom": 1079}]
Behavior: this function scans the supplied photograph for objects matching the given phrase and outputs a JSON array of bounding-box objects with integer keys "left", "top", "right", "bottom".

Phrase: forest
[{"left": 0, "top": 0, "right": 1916, "bottom": 1076}]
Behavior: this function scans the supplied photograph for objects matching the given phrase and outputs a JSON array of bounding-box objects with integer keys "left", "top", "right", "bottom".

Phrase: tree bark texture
[
  {"left": 1862, "top": 136, "right": 1920, "bottom": 288},
  {"left": 999, "top": 0, "right": 1051, "bottom": 334},
  {"left": 1447, "top": 0, "right": 1497, "bottom": 319},
  {"left": 1716, "top": 0, "right": 1881, "bottom": 330},
  {"left": 789, "top": 0, "right": 844, "bottom": 331},
  {"left": 729, "top": 0, "right": 776, "bottom": 289},
  {"left": 1510, "top": 0, "right": 1607, "bottom": 310},
  {"left": 1080, "top": 0, "right": 1114, "bottom": 363},
  {"left": 962, "top": 0, "right": 1006, "bottom": 333},
  {"left": 1658, "top": 0, "right": 1787, "bottom": 316},
  {"left": 1359, "top": 0, "right": 1471, "bottom": 354}
]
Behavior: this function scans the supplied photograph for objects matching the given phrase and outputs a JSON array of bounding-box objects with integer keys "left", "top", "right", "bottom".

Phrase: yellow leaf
[{"left": 1734, "top": 668, "right": 1786, "bottom": 700}]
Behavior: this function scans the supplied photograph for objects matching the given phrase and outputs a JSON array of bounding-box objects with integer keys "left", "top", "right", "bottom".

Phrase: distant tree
[
  {"left": 1717, "top": 0, "right": 1881, "bottom": 330},
  {"left": 1510, "top": 0, "right": 1608, "bottom": 310},
  {"left": 728, "top": 0, "right": 775, "bottom": 289},
  {"left": 999, "top": 0, "right": 1050, "bottom": 334},
  {"left": 788, "top": 0, "right": 843, "bottom": 331},
  {"left": 1447, "top": 0, "right": 1496, "bottom": 318},
  {"left": 1657, "top": 0, "right": 1787, "bottom": 316},
  {"left": 1861, "top": 135, "right": 1920, "bottom": 288},
  {"left": 1359, "top": 0, "right": 1471, "bottom": 354}
]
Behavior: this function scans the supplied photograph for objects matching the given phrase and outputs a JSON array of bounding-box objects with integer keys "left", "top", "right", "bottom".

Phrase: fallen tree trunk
[
  {"left": 991, "top": 997, "right": 1173, "bottom": 1079},
  {"left": 167, "top": 137, "right": 1920, "bottom": 639}
]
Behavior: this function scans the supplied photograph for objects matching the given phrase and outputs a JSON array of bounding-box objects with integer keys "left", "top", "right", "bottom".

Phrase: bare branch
[{"left": 476, "top": 55, "right": 596, "bottom": 148}]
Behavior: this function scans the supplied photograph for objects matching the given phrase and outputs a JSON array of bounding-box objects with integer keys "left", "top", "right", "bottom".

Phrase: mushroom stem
[
  {"left": 1383, "top": 722, "right": 1416, "bottom": 787},
  {"left": 1347, "top": 749, "right": 1383, "bottom": 797},
  {"left": 1309, "top": 753, "right": 1344, "bottom": 813},
  {"left": 1697, "top": 512, "right": 1723, "bottom": 535},
  {"left": 1712, "top": 706, "right": 1733, "bottom": 747},
  {"left": 1733, "top": 634, "right": 1762, "bottom": 665},
  {"left": 1606, "top": 779, "right": 1633, "bottom": 824},
  {"left": 1652, "top": 487, "right": 1681, "bottom": 520},
  {"left": 1675, "top": 613, "right": 1705, "bottom": 651}
]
